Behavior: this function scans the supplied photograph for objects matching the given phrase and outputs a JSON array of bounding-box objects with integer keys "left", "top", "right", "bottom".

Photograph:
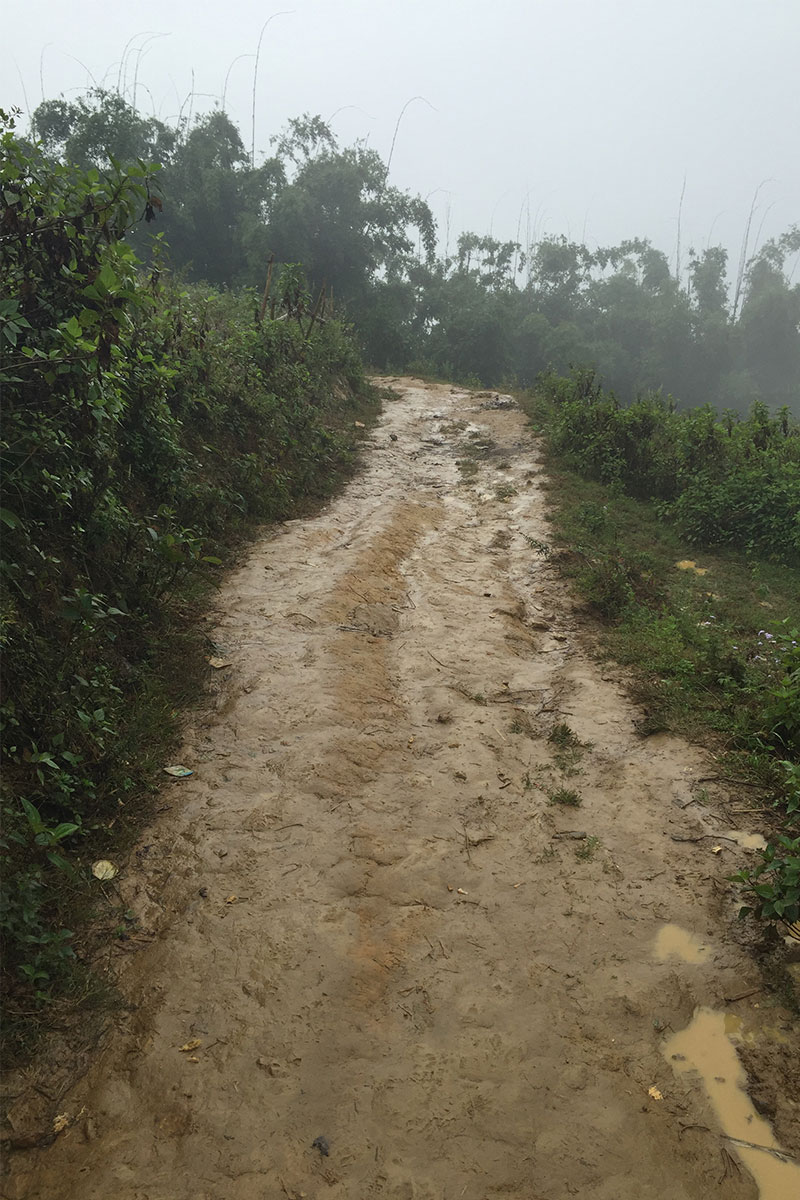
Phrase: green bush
[
  {"left": 665, "top": 465, "right": 800, "bottom": 560},
  {"left": 0, "top": 116, "right": 374, "bottom": 1018},
  {"left": 540, "top": 369, "right": 800, "bottom": 564}
]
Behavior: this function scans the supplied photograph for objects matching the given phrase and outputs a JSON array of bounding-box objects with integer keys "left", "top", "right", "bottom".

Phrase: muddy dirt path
[{"left": 6, "top": 380, "right": 799, "bottom": 1199}]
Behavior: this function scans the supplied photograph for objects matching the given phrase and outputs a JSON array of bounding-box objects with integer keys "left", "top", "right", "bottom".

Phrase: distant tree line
[{"left": 30, "top": 90, "right": 800, "bottom": 415}]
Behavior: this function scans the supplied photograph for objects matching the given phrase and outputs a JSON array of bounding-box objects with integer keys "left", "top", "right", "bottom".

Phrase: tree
[
  {"left": 267, "top": 118, "right": 435, "bottom": 332},
  {"left": 736, "top": 230, "right": 800, "bottom": 407},
  {"left": 158, "top": 111, "right": 284, "bottom": 285},
  {"left": 33, "top": 90, "right": 175, "bottom": 169}
]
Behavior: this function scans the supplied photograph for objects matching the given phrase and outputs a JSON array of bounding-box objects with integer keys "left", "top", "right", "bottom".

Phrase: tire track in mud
[{"left": 4, "top": 379, "right": 798, "bottom": 1200}]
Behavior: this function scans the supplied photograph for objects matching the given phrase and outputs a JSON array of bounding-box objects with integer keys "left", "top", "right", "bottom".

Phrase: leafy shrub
[
  {"left": 540, "top": 369, "right": 800, "bottom": 565},
  {"left": 733, "top": 835, "right": 800, "bottom": 926},
  {"left": 665, "top": 465, "right": 800, "bottom": 560},
  {"left": 0, "top": 116, "right": 373, "bottom": 1018}
]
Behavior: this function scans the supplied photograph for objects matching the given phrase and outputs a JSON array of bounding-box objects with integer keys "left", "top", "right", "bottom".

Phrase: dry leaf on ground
[{"left": 91, "top": 860, "right": 118, "bottom": 880}]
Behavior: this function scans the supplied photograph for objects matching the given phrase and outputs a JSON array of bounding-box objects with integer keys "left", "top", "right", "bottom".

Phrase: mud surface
[{"left": 4, "top": 380, "right": 799, "bottom": 1199}]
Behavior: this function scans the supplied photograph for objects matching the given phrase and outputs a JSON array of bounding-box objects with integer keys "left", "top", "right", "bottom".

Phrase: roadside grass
[
  {"left": 518, "top": 379, "right": 800, "bottom": 975},
  {"left": 530, "top": 456, "right": 798, "bottom": 771},
  {"left": 0, "top": 605, "right": 209, "bottom": 1055}
]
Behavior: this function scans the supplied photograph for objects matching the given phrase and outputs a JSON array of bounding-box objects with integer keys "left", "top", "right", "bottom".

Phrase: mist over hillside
[{"left": 21, "top": 88, "right": 800, "bottom": 416}]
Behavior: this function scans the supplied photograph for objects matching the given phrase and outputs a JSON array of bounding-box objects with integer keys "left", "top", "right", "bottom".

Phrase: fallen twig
[
  {"left": 670, "top": 833, "right": 739, "bottom": 844},
  {"left": 723, "top": 987, "right": 761, "bottom": 1003},
  {"left": 724, "top": 1134, "right": 797, "bottom": 1164},
  {"left": 678, "top": 1122, "right": 710, "bottom": 1137}
]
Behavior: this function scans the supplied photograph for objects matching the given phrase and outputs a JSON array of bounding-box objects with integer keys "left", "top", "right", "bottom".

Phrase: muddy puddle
[
  {"left": 654, "top": 923, "right": 711, "bottom": 964},
  {"left": 665, "top": 1008, "right": 800, "bottom": 1198},
  {"left": 723, "top": 830, "right": 768, "bottom": 851}
]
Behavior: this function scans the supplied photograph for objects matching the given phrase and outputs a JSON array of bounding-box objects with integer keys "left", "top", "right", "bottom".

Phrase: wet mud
[{"left": 3, "top": 380, "right": 798, "bottom": 1199}]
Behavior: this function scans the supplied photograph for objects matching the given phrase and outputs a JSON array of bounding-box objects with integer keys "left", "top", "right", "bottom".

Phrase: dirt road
[{"left": 5, "top": 379, "right": 799, "bottom": 1199}]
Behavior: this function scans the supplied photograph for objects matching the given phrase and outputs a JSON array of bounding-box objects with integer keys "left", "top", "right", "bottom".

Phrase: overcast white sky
[{"left": 4, "top": 0, "right": 799, "bottom": 271}]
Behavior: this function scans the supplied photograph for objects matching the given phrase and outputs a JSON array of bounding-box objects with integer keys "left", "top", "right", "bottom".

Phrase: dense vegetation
[
  {"left": 30, "top": 89, "right": 800, "bottom": 416},
  {"left": 0, "top": 111, "right": 375, "bottom": 1038},
  {"left": 522, "top": 372, "right": 799, "bottom": 933}
]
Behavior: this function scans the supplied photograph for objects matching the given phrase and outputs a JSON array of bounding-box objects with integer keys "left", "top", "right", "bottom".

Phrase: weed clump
[
  {"left": 548, "top": 723, "right": 580, "bottom": 748},
  {"left": 494, "top": 482, "right": 517, "bottom": 501},
  {"left": 547, "top": 723, "right": 592, "bottom": 775},
  {"left": 548, "top": 788, "right": 583, "bottom": 807}
]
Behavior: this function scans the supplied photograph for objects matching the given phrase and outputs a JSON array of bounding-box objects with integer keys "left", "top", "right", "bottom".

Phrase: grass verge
[{"left": 518, "top": 377, "right": 799, "bottom": 960}]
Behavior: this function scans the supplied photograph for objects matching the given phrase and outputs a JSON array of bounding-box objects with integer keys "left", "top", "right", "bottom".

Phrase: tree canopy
[{"left": 26, "top": 89, "right": 800, "bottom": 415}]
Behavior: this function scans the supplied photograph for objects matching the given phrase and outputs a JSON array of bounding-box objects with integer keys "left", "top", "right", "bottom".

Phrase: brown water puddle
[
  {"left": 724, "top": 830, "right": 768, "bottom": 851},
  {"left": 654, "top": 923, "right": 710, "bottom": 964},
  {"left": 664, "top": 1008, "right": 800, "bottom": 1198}
]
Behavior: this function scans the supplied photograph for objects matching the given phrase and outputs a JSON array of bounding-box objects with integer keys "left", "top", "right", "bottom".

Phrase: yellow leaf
[
  {"left": 225, "top": 895, "right": 238, "bottom": 905},
  {"left": 91, "top": 859, "right": 118, "bottom": 880},
  {"left": 648, "top": 1086, "right": 664, "bottom": 1101},
  {"left": 179, "top": 1039, "right": 202, "bottom": 1052}
]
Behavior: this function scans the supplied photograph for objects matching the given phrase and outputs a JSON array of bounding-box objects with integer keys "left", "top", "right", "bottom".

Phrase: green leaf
[
  {"left": 51, "top": 823, "right": 79, "bottom": 842},
  {"left": 20, "top": 797, "right": 43, "bottom": 832},
  {"left": 97, "top": 263, "right": 119, "bottom": 293}
]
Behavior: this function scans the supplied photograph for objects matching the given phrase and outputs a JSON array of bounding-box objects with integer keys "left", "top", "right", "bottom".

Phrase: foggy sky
[{"left": 3, "top": 0, "right": 799, "bottom": 275}]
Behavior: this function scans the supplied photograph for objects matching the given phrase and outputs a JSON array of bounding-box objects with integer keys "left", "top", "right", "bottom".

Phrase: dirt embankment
[{"left": 3, "top": 379, "right": 798, "bottom": 1199}]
